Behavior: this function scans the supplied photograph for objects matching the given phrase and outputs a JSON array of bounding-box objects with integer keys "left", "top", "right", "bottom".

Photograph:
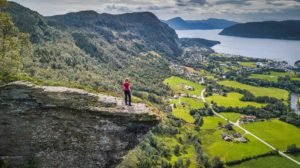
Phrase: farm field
[
  {"left": 249, "top": 71, "right": 298, "bottom": 82},
  {"left": 239, "top": 61, "right": 257, "bottom": 68},
  {"left": 164, "top": 76, "right": 205, "bottom": 96},
  {"left": 169, "top": 97, "right": 205, "bottom": 123},
  {"left": 288, "top": 152, "right": 300, "bottom": 162},
  {"left": 172, "top": 107, "right": 194, "bottom": 123},
  {"left": 206, "top": 92, "right": 265, "bottom": 108},
  {"left": 199, "top": 116, "right": 272, "bottom": 162},
  {"left": 229, "top": 155, "right": 299, "bottom": 168},
  {"left": 220, "top": 112, "right": 242, "bottom": 122},
  {"left": 242, "top": 119, "right": 300, "bottom": 151},
  {"left": 292, "top": 77, "right": 300, "bottom": 81},
  {"left": 249, "top": 74, "right": 278, "bottom": 82},
  {"left": 218, "top": 80, "right": 289, "bottom": 101},
  {"left": 169, "top": 97, "right": 204, "bottom": 123},
  {"left": 170, "top": 97, "right": 205, "bottom": 109}
]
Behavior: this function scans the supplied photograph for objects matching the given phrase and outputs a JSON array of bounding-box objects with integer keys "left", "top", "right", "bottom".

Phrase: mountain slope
[
  {"left": 164, "top": 17, "right": 238, "bottom": 30},
  {"left": 220, "top": 20, "right": 300, "bottom": 40},
  {"left": 47, "top": 11, "right": 181, "bottom": 58},
  {"left": 5, "top": 2, "right": 182, "bottom": 100}
]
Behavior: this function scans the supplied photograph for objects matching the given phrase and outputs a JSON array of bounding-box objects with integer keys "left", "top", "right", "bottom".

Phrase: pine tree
[{"left": 0, "top": 0, "right": 31, "bottom": 81}]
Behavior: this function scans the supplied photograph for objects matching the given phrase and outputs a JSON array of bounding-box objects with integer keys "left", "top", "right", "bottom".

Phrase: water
[
  {"left": 290, "top": 93, "right": 300, "bottom": 114},
  {"left": 176, "top": 29, "right": 300, "bottom": 65}
]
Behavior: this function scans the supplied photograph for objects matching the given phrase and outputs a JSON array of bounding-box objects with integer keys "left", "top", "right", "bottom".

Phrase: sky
[{"left": 12, "top": 0, "right": 300, "bottom": 22}]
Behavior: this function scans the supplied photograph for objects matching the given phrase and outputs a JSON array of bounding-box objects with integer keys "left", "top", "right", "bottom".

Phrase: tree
[
  {"left": 186, "top": 158, "right": 191, "bottom": 167},
  {"left": 0, "top": 0, "right": 8, "bottom": 10},
  {"left": 295, "top": 60, "right": 300, "bottom": 68},
  {"left": 0, "top": 1, "right": 32, "bottom": 80},
  {"left": 211, "top": 157, "right": 224, "bottom": 168},
  {"left": 174, "top": 145, "right": 180, "bottom": 156},
  {"left": 161, "top": 159, "right": 172, "bottom": 168},
  {"left": 286, "top": 144, "right": 299, "bottom": 153},
  {"left": 137, "top": 158, "right": 153, "bottom": 168},
  {"left": 173, "top": 158, "right": 184, "bottom": 168}
]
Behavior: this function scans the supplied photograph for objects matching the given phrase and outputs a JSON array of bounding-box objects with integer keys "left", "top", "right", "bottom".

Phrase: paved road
[{"left": 200, "top": 89, "right": 300, "bottom": 166}]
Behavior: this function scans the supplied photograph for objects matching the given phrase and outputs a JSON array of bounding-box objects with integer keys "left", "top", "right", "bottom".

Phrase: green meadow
[
  {"left": 165, "top": 76, "right": 206, "bottom": 123},
  {"left": 172, "top": 107, "right": 194, "bottom": 123},
  {"left": 220, "top": 112, "right": 242, "bottom": 122},
  {"left": 170, "top": 97, "right": 205, "bottom": 109},
  {"left": 164, "top": 76, "right": 205, "bottom": 96},
  {"left": 249, "top": 71, "right": 299, "bottom": 82},
  {"left": 170, "top": 97, "right": 205, "bottom": 123},
  {"left": 199, "top": 116, "right": 272, "bottom": 162},
  {"left": 229, "top": 155, "right": 299, "bottom": 168},
  {"left": 242, "top": 119, "right": 300, "bottom": 151},
  {"left": 239, "top": 62, "right": 257, "bottom": 68},
  {"left": 290, "top": 153, "right": 300, "bottom": 162},
  {"left": 206, "top": 92, "right": 265, "bottom": 108},
  {"left": 218, "top": 80, "right": 289, "bottom": 101}
]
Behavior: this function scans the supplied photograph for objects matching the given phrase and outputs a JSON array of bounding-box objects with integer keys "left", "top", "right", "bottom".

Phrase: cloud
[
  {"left": 176, "top": 0, "right": 207, "bottom": 6},
  {"left": 105, "top": 4, "right": 132, "bottom": 13},
  {"left": 12, "top": 0, "right": 300, "bottom": 22}
]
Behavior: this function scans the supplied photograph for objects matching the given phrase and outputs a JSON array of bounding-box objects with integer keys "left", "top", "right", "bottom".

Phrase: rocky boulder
[{"left": 0, "top": 81, "right": 159, "bottom": 168}]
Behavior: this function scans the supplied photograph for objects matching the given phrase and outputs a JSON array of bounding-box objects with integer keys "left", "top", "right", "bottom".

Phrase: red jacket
[{"left": 123, "top": 82, "right": 130, "bottom": 91}]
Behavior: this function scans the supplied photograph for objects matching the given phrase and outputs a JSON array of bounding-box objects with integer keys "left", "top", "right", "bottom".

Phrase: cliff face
[{"left": 0, "top": 81, "right": 159, "bottom": 168}]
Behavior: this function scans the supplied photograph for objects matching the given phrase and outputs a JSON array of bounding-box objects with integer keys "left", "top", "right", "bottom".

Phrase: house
[
  {"left": 256, "top": 62, "right": 264, "bottom": 67},
  {"left": 191, "top": 95, "right": 198, "bottom": 98},
  {"left": 180, "top": 93, "right": 187, "bottom": 97},
  {"left": 240, "top": 115, "right": 257, "bottom": 122},
  {"left": 184, "top": 85, "right": 194, "bottom": 91},
  {"left": 221, "top": 133, "right": 233, "bottom": 141},
  {"left": 235, "top": 137, "right": 247, "bottom": 143},
  {"left": 222, "top": 132, "right": 247, "bottom": 143},
  {"left": 199, "top": 77, "right": 205, "bottom": 84}
]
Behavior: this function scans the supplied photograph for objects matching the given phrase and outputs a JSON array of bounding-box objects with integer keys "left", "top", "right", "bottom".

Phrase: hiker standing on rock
[{"left": 123, "top": 78, "right": 132, "bottom": 106}]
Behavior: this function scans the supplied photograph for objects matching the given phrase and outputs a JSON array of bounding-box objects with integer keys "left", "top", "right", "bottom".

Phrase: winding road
[{"left": 200, "top": 89, "right": 300, "bottom": 166}]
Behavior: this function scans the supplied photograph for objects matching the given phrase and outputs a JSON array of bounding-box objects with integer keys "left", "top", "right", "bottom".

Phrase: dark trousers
[{"left": 124, "top": 90, "right": 131, "bottom": 105}]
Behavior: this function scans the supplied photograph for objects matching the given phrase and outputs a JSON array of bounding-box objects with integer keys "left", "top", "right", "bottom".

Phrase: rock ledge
[
  {"left": 0, "top": 81, "right": 159, "bottom": 168},
  {"left": 0, "top": 81, "right": 159, "bottom": 121}
]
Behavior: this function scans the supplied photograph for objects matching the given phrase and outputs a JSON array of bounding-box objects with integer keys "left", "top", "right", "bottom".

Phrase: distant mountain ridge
[
  {"left": 164, "top": 17, "right": 238, "bottom": 30},
  {"left": 220, "top": 20, "right": 300, "bottom": 40},
  {"left": 5, "top": 2, "right": 217, "bottom": 101}
]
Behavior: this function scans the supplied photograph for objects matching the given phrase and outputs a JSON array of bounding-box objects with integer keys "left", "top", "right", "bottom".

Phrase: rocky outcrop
[{"left": 0, "top": 81, "right": 159, "bottom": 168}]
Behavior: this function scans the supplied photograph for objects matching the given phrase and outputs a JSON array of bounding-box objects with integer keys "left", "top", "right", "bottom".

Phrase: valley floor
[{"left": 162, "top": 63, "right": 300, "bottom": 167}]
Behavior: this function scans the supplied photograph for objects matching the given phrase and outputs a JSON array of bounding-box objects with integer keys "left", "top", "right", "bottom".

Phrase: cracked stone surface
[{"left": 0, "top": 81, "right": 159, "bottom": 168}]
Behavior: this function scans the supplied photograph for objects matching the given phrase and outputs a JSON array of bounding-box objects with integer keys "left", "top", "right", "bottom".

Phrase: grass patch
[
  {"left": 289, "top": 152, "right": 300, "bottom": 162},
  {"left": 170, "top": 97, "right": 205, "bottom": 123},
  {"left": 292, "top": 77, "right": 300, "bottom": 81},
  {"left": 242, "top": 119, "right": 300, "bottom": 151},
  {"left": 218, "top": 80, "right": 289, "bottom": 101},
  {"left": 185, "top": 66, "right": 197, "bottom": 73},
  {"left": 228, "top": 155, "right": 299, "bottom": 168},
  {"left": 220, "top": 112, "right": 242, "bottom": 122},
  {"left": 172, "top": 107, "right": 195, "bottom": 123},
  {"left": 249, "top": 71, "right": 296, "bottom": 82},
  {"left": 200, "top": 116, "right": 272, "bottom": 162},
  {"left": 164, "top": 76, "right": 205, "bottom": 96},
  {"left": 206, "top": 92, "right": 265, "bottom": 108},
  {"left": 249, "top": 74, "right": 278, "bottom": 82},
  {"left": 239, "top": 62, "right": 257, "bottom": 68},
  {"left": 171, "top": 97, "right": 205, "bottom": 109}
]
